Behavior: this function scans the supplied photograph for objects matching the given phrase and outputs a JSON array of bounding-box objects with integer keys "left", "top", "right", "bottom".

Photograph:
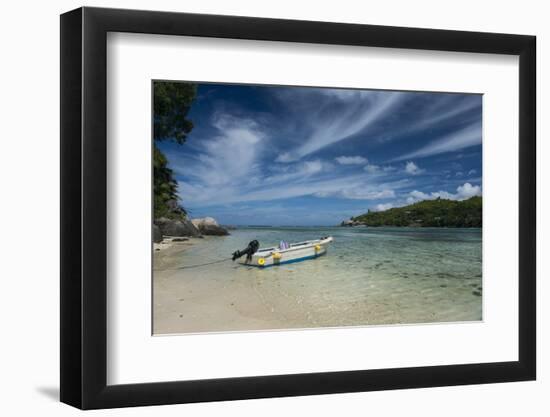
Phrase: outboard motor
[{"left": 232, "top": 240, "right": 260, "bottom": 262}]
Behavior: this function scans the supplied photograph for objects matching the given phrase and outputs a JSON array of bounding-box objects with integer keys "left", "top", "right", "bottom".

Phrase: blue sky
[{"left": 157, "top": 83, "right": 482, "bottom": 226}]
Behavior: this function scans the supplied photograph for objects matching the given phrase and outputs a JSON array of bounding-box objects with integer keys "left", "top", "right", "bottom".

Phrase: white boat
[{"left": 234, "top": 236, "right": 333, "bottom": 267}]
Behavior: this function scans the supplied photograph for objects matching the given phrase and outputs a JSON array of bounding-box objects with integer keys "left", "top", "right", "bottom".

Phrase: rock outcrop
[
  {"left": 191, "top": 217, "right": 229, "bottom": 236},
  {"left": 153, "top": 224, "right": 163, "bottom": 243},
  {"left": 155, "top": 217, "right": 201, "bottom": 237},
  {"left": 340, "top": 219, "right": 362, "bottom": 227},
  {"left": 153, "top": 216, "right": 229, "bottom": 239}
]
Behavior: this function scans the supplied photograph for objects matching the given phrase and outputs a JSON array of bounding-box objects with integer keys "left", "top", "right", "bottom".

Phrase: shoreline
[{"left": 153, "top": 236, "right": 203, "bottom": 268}]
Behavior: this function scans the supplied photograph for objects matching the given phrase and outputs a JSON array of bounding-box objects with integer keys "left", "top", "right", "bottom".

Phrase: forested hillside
[{"left": 350, "top": 196, "right": 482, "bottom": 227}]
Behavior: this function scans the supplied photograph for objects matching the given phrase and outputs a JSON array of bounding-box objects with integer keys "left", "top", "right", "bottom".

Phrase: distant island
[{"left": 342, "top": 196, "right": 482, "bottom": 228}]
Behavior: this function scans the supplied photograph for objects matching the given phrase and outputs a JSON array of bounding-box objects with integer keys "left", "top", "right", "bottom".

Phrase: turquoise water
[{"left": 161, "top": 226, "right": 482, "bottom": 330}]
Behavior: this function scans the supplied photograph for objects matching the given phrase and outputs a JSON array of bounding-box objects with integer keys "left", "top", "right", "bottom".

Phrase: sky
[{"left": 156, "top": 83, "right": 482, "bottom": 226}]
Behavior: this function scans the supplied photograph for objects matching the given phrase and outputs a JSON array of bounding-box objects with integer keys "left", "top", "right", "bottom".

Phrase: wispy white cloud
[
  {"left": 314, "top": 178, "right": 409, "bottom": 201},
  {"left": 406, "top": 182, "right": 481, "bottom": 204},
  {"left": 404, "top": 161, "right": 424, "bottom": 175},
  {"left": 180, "top": 166, "right": 408, "bottom": 206},
  {"left": 374, "top": 95, "right": 481, "bottom": 144},
  {"left": 187, "top": 113, "right": 265, "bottom": 187},
  {"left": 401, "top": 96, "right": 481, "bottom": 135},
  {"left": 261, "top": 159, "right": 333, "bottom": 186},
  {"left": 276, "top": 91, "right": 406, "bottom": 162},
  {"left": 171, "top": 112, "right": 267, "bottom": 207},
  {"left": 374, "top": 203, "right": 394, "bottom": 212},
  {"left": 364, "top": 164, "right": 380, "bottom": 174},
  {"left": 393, "top": 121, "right": 482, "bottom": 161},
  {"left": 455, "top": 182, "right": 482, "bottom": 199},
  {"left": 316, "top": 188, "right": 395, "bottom": 200},
  {"left": 335, "top": 155, "right": 368, "bottom": 165},
  {"left": 340, "top": 188, "right": 395, "bottom": 200}
]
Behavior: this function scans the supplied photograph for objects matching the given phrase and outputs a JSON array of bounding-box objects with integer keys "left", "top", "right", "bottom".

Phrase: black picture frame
[{"left": 60, "top": 6, "right": 536, "bottom": 410}]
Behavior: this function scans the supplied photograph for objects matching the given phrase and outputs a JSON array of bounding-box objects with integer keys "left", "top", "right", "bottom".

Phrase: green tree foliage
[
  {"left": 153, "top": 82, "right": 197, "bottom": 219},
  {"left": 153, "top": 146, "right": 185, "bottom": 219},
  {"left": 352, "top": 196, "right": 482, "bottom": 227},
  {"left": 154, "top": 82, "right": 197, "bottom": 143}
]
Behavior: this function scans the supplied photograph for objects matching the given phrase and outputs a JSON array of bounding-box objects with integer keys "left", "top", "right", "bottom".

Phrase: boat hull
[{"left": 238, "top": 237, "right": 332, "bottom": 267}]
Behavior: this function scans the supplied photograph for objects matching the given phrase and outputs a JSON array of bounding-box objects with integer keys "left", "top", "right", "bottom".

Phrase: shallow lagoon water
[{"left": 153, "top": 227, "right": 482, "bottom": 334}]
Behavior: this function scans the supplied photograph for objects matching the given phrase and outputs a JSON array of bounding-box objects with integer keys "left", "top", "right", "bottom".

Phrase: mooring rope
[{"left": 154, "top": 257, "right": 233, "bottom": 271}]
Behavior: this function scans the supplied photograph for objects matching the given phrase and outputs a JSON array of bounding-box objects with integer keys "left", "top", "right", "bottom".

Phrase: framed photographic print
[{"left": 60, "top": 7, "right": 536, "bottom": 409}]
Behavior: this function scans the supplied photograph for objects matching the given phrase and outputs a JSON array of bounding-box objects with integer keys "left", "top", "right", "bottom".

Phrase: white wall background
[{"left": 0, "top": 0, "right": 545, "bottom": 415}]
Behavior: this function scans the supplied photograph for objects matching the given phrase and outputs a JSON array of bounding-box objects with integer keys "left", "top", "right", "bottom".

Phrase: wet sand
[{"left": 153, "top": 238, "right": 289, "bottom": 334}]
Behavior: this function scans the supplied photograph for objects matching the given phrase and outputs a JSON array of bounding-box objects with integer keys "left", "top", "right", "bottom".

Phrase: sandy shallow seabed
[
  {"left": 153, "top": 228, "right": 482, "bottom": 335},
  {"left": 153, "top": 238, "right": 289, "bottom": 334}
]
